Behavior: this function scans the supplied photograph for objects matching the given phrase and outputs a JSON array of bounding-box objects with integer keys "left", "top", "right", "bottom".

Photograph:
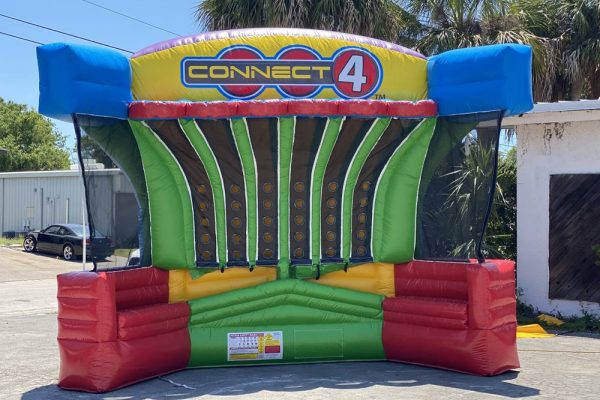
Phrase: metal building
[{"left": 0, "top": 167, "right": 138, "bottom": 245}]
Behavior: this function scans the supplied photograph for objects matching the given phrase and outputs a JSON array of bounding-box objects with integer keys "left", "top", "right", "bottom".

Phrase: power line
[
  {"left": 82, "top": 0, "right": 182, "bottom": 37},
  {"left": 0, "top": 31, "right": 45, "bottom": 46},
  {"left": 0, "top": 13, "right": 133, "bottom": 53}
]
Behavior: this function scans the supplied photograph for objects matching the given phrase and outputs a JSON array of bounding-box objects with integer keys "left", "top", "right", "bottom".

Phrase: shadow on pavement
[{"left": 21, "top": 361, "right": 540, "bottom": 399}]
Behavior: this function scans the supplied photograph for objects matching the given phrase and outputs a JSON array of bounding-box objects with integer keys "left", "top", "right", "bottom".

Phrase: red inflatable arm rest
[
  {"left": 57, "top": 271, "right": 117, "bottom": 342},
  {"left": 57, "top": 267, "right": 190, "bottom": 393},
  {"left": 467, "top": 260, "right": 517, "bottom": 330}
]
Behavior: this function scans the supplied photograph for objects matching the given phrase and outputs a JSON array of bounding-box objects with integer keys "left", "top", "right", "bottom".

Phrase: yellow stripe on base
[
  {"left": 169, "top": 266, "right": 277, "bottom": 303},
  {"left": 311, "top": 262, "right": 395, "bottom": 297}
]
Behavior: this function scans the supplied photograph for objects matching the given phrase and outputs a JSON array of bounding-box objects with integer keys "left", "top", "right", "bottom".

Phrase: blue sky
[{"left": 0, "top": 0, "right": 200, "bottom": 159}]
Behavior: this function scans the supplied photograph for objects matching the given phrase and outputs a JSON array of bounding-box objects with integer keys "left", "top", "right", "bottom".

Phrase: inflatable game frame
[{"left": 37, "top": 28, "right": 533, "bottom": 392}]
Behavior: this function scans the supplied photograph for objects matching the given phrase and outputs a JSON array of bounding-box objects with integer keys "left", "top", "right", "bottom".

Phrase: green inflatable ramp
[{"left": 188, "top": 279, "right": 385, "bottom": 367}]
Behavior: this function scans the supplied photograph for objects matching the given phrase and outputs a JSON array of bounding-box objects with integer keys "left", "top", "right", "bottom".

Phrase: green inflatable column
[
  {"left": 372, "top": 118, "right": 437, "bottom": 262},
  {"left": 230, "top": 118, "right": 258, "bottom": 266},
  {"left": 129, "top": 120, "right": 196, "bottom": 269},
  {"left": 310, "top": 117, "right": 344, "bottom": 264},
  {"left": 278, "top": 117, "right": 295, "bottom": 278},
  {"left": 340, "top": 118, "right": 391, "bottom": 261}
]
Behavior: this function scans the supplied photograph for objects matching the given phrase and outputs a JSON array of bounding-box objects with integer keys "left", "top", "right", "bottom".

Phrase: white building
[
  {"left": 0, "top": 166, "right": 138, "bottom": 246},
  {"left": 505, "top": 100, "right": 600, "bottom": 317}
]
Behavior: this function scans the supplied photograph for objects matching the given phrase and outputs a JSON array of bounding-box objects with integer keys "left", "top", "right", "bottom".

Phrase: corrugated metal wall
[{"left": 0, "top": 170, "right": 134, "bottom": 237}]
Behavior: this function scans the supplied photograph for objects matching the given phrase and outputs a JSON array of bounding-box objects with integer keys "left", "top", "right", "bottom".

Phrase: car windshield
[{"left": 68, "top": 225, "right": 104, "bottom": 237}]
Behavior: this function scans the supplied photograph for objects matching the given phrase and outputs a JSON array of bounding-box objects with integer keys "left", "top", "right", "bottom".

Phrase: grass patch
[
  {"left": 559, "top": 313, "right": 600, "bottom": 332},
  {"left": 0, "top": 236, "right": 24, "bottom": 246},
  {"left": 517, "top": 298, "right": 600, "bottom": 333}
]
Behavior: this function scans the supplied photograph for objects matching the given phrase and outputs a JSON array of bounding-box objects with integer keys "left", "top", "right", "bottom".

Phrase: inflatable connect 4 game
[{"left": 36, "top": 28, "right": 533, "bottom": 392}]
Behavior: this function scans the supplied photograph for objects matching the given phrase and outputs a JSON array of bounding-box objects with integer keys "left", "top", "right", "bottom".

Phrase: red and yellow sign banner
[{"left": 131, "top": 29, "right": 428, "bottom": 102}]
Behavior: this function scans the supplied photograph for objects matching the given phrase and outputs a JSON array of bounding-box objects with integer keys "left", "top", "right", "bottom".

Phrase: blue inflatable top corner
[
  {"left": 37, "top": 43, "right": 132, "bottom": 122},
  {"left": 428, "top": 44, "right": 533, "bottom": 117}
]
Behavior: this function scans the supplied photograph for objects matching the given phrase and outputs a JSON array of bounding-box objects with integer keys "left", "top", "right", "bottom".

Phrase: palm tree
[
  {"left": 512, "top": 0, "right": 600, "bottom": 100},
  {"left": 403, "top": 0, "right": 555, "bottom": 101},
  {"left": 196, "top": 0, "right": 418, "bottom": 43},
  {"left": 195, "top": 0, "right": 597, "bottom": 101},
  {"left": 560, "top": 0, "right": 600, "bottom": 99}
]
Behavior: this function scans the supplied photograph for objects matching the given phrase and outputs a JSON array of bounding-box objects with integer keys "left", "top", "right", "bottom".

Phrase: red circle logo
[
  {"left": 278, "top": 47, "right": 320, "bottom": 98},
  {"left": 332, "top": 49, "right": 380, "bottom": 98},
  {"left": 220, "top": 48, "right": 263, "bottom": 99}
]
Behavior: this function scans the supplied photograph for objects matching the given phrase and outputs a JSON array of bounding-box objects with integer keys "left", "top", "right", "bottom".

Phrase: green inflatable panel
[
  {"left": 230, "top": 119, "right": 258, "bottom": 265},
  {"left": 277, "top": 117, "right": 295, "bottom": 277},
  {"left": 341, "top": 117, "right": 391, "bottom": 261},
  {"left": 310, "top": 117, "right": 343, "bottom": 263},
  {"left": 372, "top": 118, "right": 437, "bottom": 262},
  {"left": 130, "top": 121, "right": 196, "bottom": 268},
  {"left": 188, "top": 279, "right": 385, "bottom": 367}
]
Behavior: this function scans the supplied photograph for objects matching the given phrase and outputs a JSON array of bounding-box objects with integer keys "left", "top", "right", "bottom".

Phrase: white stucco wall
[{"left": 515, "top": 117, "right": 600, "bottom": 317}]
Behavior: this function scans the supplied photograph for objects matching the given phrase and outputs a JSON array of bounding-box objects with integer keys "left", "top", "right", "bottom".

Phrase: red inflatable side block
[
  {"left": 383, "top": 319, "right": 518, "bottom": 376},
  {"left": 112, "top": 267, "right": 169, "bottom": 310},
  {"left": 394, "top": 260, "right": 469, "bottom": 300},
  {"left": 58, "top": 328, "right": 190, "bottom": 393},
  {"left": 57, "top": 272, "right": 117, "bottom": 342},
  {"left": 117, "top": 303, "right": 190, "bottom": 341},
  {"left": 383, "top": 260, "right": 519, "bottom": 376},
  {"left": 56, "top": 268, "right": 190, "bottom": 393},
  {"left": 467, "top": 260, "right": 518, "bottom": 329},
  {"left": 383, "top": 295, "right": 468, "bottom": 320}
]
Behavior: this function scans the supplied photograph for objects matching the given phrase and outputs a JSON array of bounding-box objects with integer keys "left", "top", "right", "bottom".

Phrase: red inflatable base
[
  {"left": 382, "top": 260, "right": 519, "bottom": 375},
  {"left": 56, "top": 260, "right": 519, "bottom": 392},
  {"left": 58, "top": 328, "right": 190, "bottom": 392},
  {"left": 383, "top": 322, "right": 518, "bottom": 375},
  {"left": 56, "top": 267, "right": 190, "bottom": 393}
]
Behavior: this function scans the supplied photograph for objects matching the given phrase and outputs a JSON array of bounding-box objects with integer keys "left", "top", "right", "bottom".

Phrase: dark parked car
[{"left": 23, "top": 224, "right": 113, "bottom": 261}]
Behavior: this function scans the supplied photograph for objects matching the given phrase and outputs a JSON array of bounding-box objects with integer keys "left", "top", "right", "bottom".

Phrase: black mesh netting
[
  {"left": 72, "top": 111, "right": 502, "bottom": 270},
  {"left": 74, "top": 116, "right": 149, "bottom": 270},
  {"left": 415, "top": 112, "right": 502, "bottom": 262}
]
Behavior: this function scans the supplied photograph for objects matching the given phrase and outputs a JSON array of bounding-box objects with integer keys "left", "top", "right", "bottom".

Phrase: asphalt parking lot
[{"left": 1, "top": 246, "right": 599, "bottom": 400}]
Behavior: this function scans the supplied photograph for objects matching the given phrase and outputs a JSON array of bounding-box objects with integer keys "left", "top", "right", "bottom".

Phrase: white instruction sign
[{"left": 227, "top": 331, "right": 283, "bottom": 361}]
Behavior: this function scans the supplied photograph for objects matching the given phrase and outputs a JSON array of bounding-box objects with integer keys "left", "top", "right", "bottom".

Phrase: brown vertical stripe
[
  {"left": 290, "top": 117, "right": 327, "bottom": 264},
  {"left": 146, "top": 120, "right": 217, "bottom": 265},
  {"left": 247, "top": 118, "right": 279, "bottom": 264},
  {"left": 321, "top": 118, "right": 376, "bottom": 261},
  {"left": 196, "top": 119, "right": 247, "bottom": 265}
]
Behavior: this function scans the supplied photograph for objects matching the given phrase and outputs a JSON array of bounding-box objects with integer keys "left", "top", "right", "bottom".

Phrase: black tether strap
[{"left": 476, "top": 113, "right": 503, "bottom": 263}]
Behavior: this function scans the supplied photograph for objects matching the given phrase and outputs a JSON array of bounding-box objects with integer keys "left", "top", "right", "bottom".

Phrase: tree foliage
[
  {"left": 405, "top": 0, "right": 600, "bottom": 101},
  {"left": 78, "top": 135, "right": 117, "bottom": 169},
  {"left": 196, "top": 0, "right": 419, "bottom": 43},
  {"left": 197, "top": 0, "right": 600, "bottom": 101},
  {"left": 0, "top": 98, "right": 70, "bottom": 172},
  {"left": 403, "top": 0, "right": 553, "bottom": 102},
  {"left": 487, "top": 146, "right": 517, "bottom": 260},
  {"left": 511, "top": 0, "right": 600, "bottom": 100}
]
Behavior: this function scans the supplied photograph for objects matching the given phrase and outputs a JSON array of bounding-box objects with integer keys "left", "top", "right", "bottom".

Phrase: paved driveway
[{"left": 0, "top": 246, "right": 598, "bottom": 399}]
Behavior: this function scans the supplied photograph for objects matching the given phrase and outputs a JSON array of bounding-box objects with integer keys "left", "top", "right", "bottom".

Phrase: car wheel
[
  {"left": 63, "top": 244, "right": 74, "bottom": 261},
  {"left": 23, "top": 237, "right": 36, "bottom": 252}
]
